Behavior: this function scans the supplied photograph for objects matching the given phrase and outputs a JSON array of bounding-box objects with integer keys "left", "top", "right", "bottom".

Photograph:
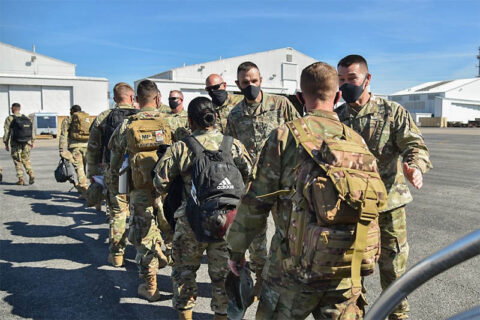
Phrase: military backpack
[
  {"left": 69, "top": 111, "right": 91, "bottom": 141},
  {"left": 10, "top": 115, "right": 33, "bottom": 143},
  {"left": 125, "top": 113, "right": 172, "bottom": 190},
  {"left": 283, "top": 117, "right": 387, "bottom": 293}
]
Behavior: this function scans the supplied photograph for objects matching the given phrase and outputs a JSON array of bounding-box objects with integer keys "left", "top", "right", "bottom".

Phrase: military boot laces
[
  {"left": 16, "top": 177, "right": 25, "bottom": 185},
  {"left": 107, "top": 253, "right": 124, "bottom": 267},
  {"left": 138, "top": 274, "right": 162, "bottom": 302},
  {"left": 177, "top": 309, "right": 193, "bottom": 320},
  {"left": 28, "top": 173, "right": 35, "bottom": 185}
]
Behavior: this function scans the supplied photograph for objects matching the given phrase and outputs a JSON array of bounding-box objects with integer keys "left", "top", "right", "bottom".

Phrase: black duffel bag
[{"left": 54, "top": 158, "right": 75, "bottom": 183}]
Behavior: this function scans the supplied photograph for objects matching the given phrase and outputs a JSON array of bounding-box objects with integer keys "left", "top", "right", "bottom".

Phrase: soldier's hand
[
  {"left": 403, "top": 162, "right": 423, "bottom": 189},
  {"left": 228, "top": 258, "right": 246, "bottom": 276}
]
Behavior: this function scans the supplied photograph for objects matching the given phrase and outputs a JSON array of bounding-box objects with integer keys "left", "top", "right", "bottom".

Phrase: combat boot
[
  {"left": 28, "top": 173, "right": 35, "bottom": 185},
  {"left": 213, "top": 313, "right": 227, "bottom": 320},
  {"left": 95, "top": 201, "right": 102, "bottom": 211},
  {"left": 16, "top": 177, "right": 25, "bottom": 185},
  {"left": 107, "top": 253, "right": 124, "bottom": 267},
  {"left": 138, "top": 273, "right": 162, "bottom": 302},
  {"left": 178, "top": 309, "right": 193, "bottom": 320}
]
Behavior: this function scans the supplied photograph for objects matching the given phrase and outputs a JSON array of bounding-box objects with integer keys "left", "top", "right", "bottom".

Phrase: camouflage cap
[
  {"left": 226, "top": 266, "right": 254, "bottom": 320},
  {"left": 86, "top": 182, "right": 104, "bottom": 207}
]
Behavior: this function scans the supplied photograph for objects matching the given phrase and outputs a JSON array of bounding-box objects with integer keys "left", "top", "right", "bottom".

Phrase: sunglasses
[
  {"left": 168, "top": 97, "right": 182, "bottom": 101},
  {"left": 205, "top": 82, "right": 225, "bottom": 92}
]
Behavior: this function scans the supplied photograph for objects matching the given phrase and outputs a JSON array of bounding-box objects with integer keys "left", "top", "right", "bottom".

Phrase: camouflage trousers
[
  {"left": 248, "top": 225, "right": 267, "bottom": 276},
  {"left": 256, "top": 281, "right": 366, "bottom": 320},
  {"left": 378, "top": 206, "right": 410, "bottom": 319},
  {"left": 107, "top": 188, "right": 129, "bottom": 256},
  {"left": 128, "top": 188, "right": 165, "bottom": 276},
  {"left": 11, "top": 143, "right": 33, "bottom": 178},
  {"left": 69, "top": 147, "right": 88, "bottom": 189},
  {"left": 172, "top": 215, "right": 229, "bottom": 314}
]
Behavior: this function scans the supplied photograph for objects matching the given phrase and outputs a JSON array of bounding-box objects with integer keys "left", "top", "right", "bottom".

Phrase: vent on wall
[{"left": 286, "top": 54, "right": 292, "bottom": 62}]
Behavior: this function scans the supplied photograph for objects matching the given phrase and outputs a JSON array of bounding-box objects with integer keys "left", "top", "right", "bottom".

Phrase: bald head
[{"left": 206, "top": 74, "right": 223, "bottom": 86}]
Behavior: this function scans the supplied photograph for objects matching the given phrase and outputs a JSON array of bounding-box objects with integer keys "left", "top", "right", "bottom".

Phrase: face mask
[
  {"left": 169, "top": 100, "right": 180, "bottom": 109},
  {"left": 241, "top": 85, "right": 261, "bottom": 101},
  {"left": 209, "top": 89, "right": 228, "bottom": 106},
  {"left": 339, "top": 75, "right": 368, "bottom": 103}
]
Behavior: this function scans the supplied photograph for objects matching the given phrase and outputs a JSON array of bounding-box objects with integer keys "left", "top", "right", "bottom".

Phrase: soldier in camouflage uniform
[
  {"left": 225, "top": 61, "right": 300, "bottom": 296},
  {"left": 164, "top": 90, "right": 190, "bottom": 141},
  {"left": 3, "top": 103, "right": 35, "bottom": 185},
  {"left": 205, "top": 74, "right": 243, "bottom": 133},
  {"left": 154, "top": 97, "right": 252, "bottom": 320},
  {"left": 109, "top": 80, "right": 171, "bottom": 302},
  {"left": 335, "top": 55, "right": 432, "bottom": 320},
  {"left": 228, "top": 62, "right": 372, "bottom": 319},
  {"left": 87, "top": 82, "right": 136, "bottom": 267},
  {"left": 156, "top": 89, "right": 171, "bottom": 114},
  {"left": 59, "top": 105, "right": 89, "bottom": 194}
]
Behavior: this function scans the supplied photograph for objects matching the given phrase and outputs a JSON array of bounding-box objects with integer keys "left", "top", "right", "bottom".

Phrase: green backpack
[{"left": 283, "top": 117, "right": 387, "bottom": 293}]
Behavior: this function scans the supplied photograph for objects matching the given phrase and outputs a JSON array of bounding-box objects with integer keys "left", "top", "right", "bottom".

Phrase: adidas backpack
[
  {"left": 11, "top": 115, "right": 33, "bottom": 143},
  {"left": 69, "top": 111, "right": 91, "bottom": 141},
  {"left": 185, "top": 135, "right": 245, "bottom": 242},
  {"left": 100, "top": 108, "right": 139, "bottom": 163}
]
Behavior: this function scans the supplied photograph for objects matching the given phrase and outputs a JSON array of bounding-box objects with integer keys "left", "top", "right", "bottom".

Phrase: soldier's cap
[
  {"left": 226, "top": 266, "right": 254, "bottom": 320},
  {"left": 86, "top": 182, "right": 104, "bottom": 207}
]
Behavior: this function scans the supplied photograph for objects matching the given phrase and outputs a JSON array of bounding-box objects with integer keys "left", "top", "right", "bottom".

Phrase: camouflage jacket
[
  {"left": 59, "top": 116, "right": 88, "bottom": 150},
  {"left": 158, "top": 104, "right": 171, "bottom": 114},
  {"left": 153, "top": 128, "right": 253, "bottom": 217},
  {"left": 86, "top": 103, "right": 134, "bottom": 177},
  {"left": 335, "top": 95, "right": 432, "bottom": 211},
  {"left": 214, "top": 93, "right": 244, "bottom": 133},
  {"left": 3, "top": 112, "right": 35, "bottom": 147},
  {"left": 226, "top": 110, "right": 360, "bottom": 291},
  {"left": 225, "top": 92, "right": 300, "bottom": 160},
  {"left": 163, "top": 108, "right": 190, "bottom": 141}
]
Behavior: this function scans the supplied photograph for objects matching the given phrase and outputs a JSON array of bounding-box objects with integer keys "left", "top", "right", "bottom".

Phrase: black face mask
[
  {"left": 208, "top": 89, "right": 228, "bottom": 106},
  {"left": 169, "top": 100, "right": 180, "bottom": 109},
  {"left": 339, "top": 76, "right": 368, "bottom": 104},
  {"left": 241, "top": 85, "right": 261, "bottom": 101}
]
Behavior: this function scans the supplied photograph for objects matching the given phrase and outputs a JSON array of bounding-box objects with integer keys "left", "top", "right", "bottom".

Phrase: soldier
[
  {"left": 86, "top": 82, "right": 137, "bottom": 267},
  {"left": 154, "top": 97, "right": 252, "bottom": 320},
  {"left": 109, "top": 79, "right": 171, "bottom": 301},
  {"left": 205, "top": 73, "right": 243, "bottom": 133},
  {"left": 225, "top": 61, "right": 300, "bottom": 297},
  {"left": 156, "top": 89, "right": 171, "bottom": 114},
  {"left": 227, "top": 61, "right": 385, "bottom": 319},
  {"left": 3, "top": 103, "right": 35, "bottom": 185},
  {"left": 59, "top": 105, "right": 90, "bottom": 195},
  {"left": 336, "top": 54, "right": 433, "bottom": 320}
]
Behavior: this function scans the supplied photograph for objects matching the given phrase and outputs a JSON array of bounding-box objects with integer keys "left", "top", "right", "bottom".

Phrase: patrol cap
[
  {"left": 226, "top": 266, "right": 254, "bottom": 320},
  {"left": 86, "top": 182, "right": 104, "bottom": 207}
]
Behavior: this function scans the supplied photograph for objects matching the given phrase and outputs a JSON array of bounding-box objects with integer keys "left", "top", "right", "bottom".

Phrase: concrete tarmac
[{"left": 0, "top": 128, "right": 479, "bottom": 319}]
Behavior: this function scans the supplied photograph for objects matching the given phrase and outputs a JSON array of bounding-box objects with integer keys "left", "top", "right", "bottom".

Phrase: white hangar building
[
  {"left": 135, "top": 47, "right": 317, "bottom": 107},
  {"left": 388, "top": 77, "right": 480, "bottom": 124},
  {"left": 0, "top": 41, "right": 108, "bottom": 133}
]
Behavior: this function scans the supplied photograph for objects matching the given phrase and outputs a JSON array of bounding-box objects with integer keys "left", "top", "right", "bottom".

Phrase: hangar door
[
  {"left": 42, "top": 86, "right": 72, "bottom": 112},
  {"left": 9, "top": 85, "right": 42, "bottom": 116}
]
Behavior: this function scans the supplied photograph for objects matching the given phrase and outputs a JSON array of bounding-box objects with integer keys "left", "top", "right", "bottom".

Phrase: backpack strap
[
  {"left": 286, "top": 118, "right": 325, "bottom": 169},
  {"left": 219, "top": 135, "right": 233, "bottom": 154},
  {"left": 184, "top": 136, "right": 205, "bottom": 158}
]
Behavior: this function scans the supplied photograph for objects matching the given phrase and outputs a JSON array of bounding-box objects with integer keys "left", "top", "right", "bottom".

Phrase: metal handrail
[{"left": 365, "top": 229, "right": 480, "bottom": 320}]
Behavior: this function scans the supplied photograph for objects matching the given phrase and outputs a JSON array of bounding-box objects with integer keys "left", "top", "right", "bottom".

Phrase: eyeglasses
[{"left": 205, "top": 82, "right": 225, "bottom": 92}]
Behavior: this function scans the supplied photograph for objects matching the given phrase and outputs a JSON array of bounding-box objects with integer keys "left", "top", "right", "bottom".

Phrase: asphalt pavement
[{"left": 0, "top": 128, "right": 479, "bottom": 320}]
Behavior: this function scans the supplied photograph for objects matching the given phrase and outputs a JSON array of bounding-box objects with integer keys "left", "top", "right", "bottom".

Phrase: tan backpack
[
  {"left": 126, "top": 114, "right": 172, "bottom": 190},
  {"left": 69, "top": 112, "right": 91, "bottom": 141},
  {"left": 283, "top": 117, "right": 387, "bottom": 293}
]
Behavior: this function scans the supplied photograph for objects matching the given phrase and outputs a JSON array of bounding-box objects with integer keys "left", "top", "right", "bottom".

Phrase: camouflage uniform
[
  {"left": 3, "top": 112, "right": 35, "bottom": 179},
  {"left": 109, "top": 106, "right": 170, "bottom": 277},
  {"left": 158, "top": 103, "right": 172, "bottom": 114},
  {"left": 225, "top": 92, "right": 300, "bottom": 281},
  {"left": 227, "top": 110, "right": 373, "bottom": 319},
  {"left": 163, "top": 108, "right": 190, "bottom": 141},
  {"left": 59, "top": 116, "right": 88, "bottom": 190},
  {"left": 336, "top": 95, "right": 432, "bottom": 319},
  {"left": 87, "top": 104, "right": 133, "bottom": 257},
  {"left": 213, "top": 93, "right": 243, "bottom": 133},
  {"left": 153, "top": 128, "right": 252, "bottom": 314}
]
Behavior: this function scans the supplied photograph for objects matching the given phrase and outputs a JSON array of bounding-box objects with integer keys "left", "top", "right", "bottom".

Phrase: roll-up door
[
  {"left": 42, "top": 86, "right": 72, "bottom": 113},
  {"left": 9, "top": 85, "right": 42, "bottom": 116}
]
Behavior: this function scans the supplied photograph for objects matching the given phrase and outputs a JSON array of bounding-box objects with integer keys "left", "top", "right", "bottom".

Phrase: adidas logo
[{"left": 217, "top": 178, "right": 234, "bottom": 190}]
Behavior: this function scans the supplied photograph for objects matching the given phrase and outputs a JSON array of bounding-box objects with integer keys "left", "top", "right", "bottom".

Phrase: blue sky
[{"left": 1, "top": 0, "right": 479, "bottom": 95}]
